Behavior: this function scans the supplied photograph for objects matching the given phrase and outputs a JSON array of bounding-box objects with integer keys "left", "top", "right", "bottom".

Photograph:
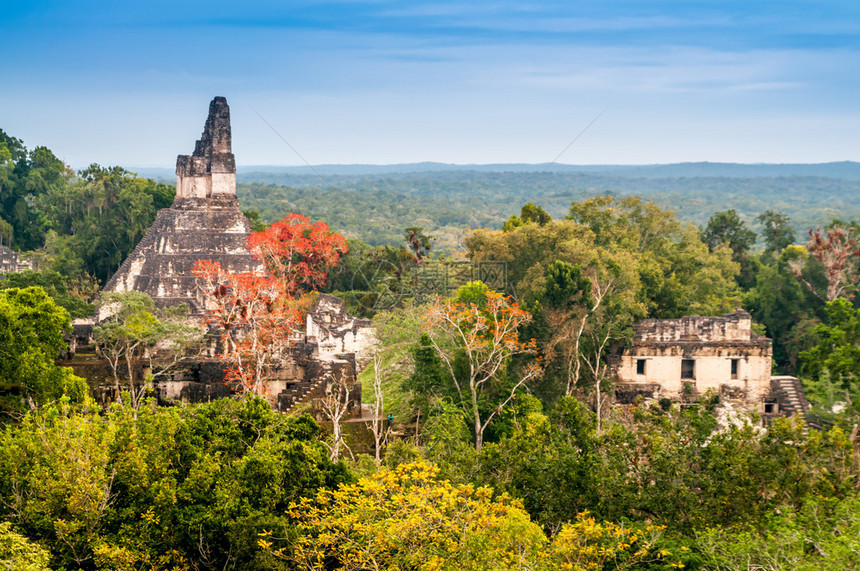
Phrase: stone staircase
[
  {"left": 277, "top": 376, "right": 328, "bottom": 411},
  {"left": 767, "top": 376, "right": 812, "bottom": 425}
]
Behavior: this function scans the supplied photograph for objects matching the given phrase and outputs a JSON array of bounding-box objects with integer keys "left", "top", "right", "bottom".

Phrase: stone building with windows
[{"left": 614, "top": 309, "right": 774, "bottom": 408}]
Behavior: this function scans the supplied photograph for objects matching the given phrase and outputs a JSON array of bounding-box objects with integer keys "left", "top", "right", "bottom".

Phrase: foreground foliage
[
  {"left": 285, "top": 461, "right": 547, "bottom": 570},
  {"left": 282, "top": 461, "right": 680, "bottom": 571},
  {"left": 0, "top": 396, "right": 350, "bottom": 570},
  {"left": 0, "top": 287, "right": 87, "bottom": 420}
]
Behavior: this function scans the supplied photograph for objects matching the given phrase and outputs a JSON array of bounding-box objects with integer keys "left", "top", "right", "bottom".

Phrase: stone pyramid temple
[{"left": 102, "top": 97, "right": 263, "bottom": 313}]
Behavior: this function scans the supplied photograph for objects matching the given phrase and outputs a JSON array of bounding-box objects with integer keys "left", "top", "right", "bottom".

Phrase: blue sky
[{"left": 2, "top": 0, "right": 859, "bottom": 168}]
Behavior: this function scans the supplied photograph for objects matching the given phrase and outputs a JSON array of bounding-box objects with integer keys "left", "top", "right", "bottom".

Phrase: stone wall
[
  {"left": 0, "top": 245, "right": 30, "bottom": 274},
  {"left": 632, "top": 309, "right": 754, "bottom": 343},
  {"left": 615, "top": 310, "right": 773, "bottom": 408},
  {"left": 306, "top": 294, "right": 374, "bottom": 364}
]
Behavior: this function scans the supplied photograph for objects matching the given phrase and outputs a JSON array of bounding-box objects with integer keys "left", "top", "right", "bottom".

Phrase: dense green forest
[
  {"left": 0, "top": 129, "right": 174, "bottom": 287},
  {"left": 232, "top": 170, "right": 860, "bottom": 249},
  {"left": 2, "top": 128, "right": 860, "bottom": 570}
]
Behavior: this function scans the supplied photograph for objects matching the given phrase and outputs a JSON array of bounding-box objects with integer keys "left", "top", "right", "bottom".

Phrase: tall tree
[
  {"left": 43, "top": 164, "right": 174, "bottom": 283},
  {"left": 246, "top": 212, "right": 348, "bottom": 296},
  {"left": 793, "top": 224, "right": 859, "bottom": 301},
  {"left": 196, "top": 214, "right": 347, "bottom": 395},
  {"left": 701, "top": 209, "right": 757, "bottom": 262},
  {"left": 801, "top": 298, "right": 860, "bottom": 393},
  {"left": 425, "top": 282, "right": 542, "bottom": 452},
  {"left": 0, "top": 133, "right": 68, "bottom": 251},
  {"left": 744, "top": 246, "right": 825, "bottom": 373},
  {"left": 757, "top": 209, "right": 796, "bottom": 257},
  {"left": 94, "top": 291, "right": 204, "bottom": 409},
  {"left": 565, "top": 195, "right": 741, "bottom": 318},
  {"left": 193, "top": 260, "right": 302, "bottom": 396}
]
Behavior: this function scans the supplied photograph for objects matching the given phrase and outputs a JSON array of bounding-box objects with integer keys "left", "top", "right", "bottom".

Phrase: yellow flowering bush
[
  {"left": 279, "top": 462, "right": 693, "bottom": 571},
  {"left": 548, "top": 511, "right": 672, "bottom": 571},
  {"left": 284, "top": 461, "right": 547, "bottom": 570}
]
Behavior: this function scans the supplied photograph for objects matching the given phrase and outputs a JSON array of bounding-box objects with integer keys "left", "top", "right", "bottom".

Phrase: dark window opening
[
  {"left": 730, "top": 358, "right": 739, "bottom": 379},
  {"left": 681, "top": 359, "right": 695, "bottom": 379},
  {"left": 636, "top": 359, "right": 646, "bottom": 375},
  {"left": 764, "top": 402, "right": 776, "bottom": 414}
]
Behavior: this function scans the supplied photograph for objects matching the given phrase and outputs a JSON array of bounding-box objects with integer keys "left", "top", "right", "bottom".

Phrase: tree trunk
[{"left": 472, "top": 386, "right": 483, "bottom": 453}]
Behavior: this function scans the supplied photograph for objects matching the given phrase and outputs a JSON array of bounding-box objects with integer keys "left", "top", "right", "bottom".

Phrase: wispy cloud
[{"left": 2, "top": 0, "right": 858, "bottom": 165}]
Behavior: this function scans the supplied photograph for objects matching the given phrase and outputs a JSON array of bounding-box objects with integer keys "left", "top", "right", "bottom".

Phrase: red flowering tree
[
  {"left": 790, "top": 224, "right": 859, "bottom": 301},
  {"left": 193, "top": 214, "right": 347, "bottom": 396},
  {"left": 247, "top": 213, "right": 348, "bottom": 296}
]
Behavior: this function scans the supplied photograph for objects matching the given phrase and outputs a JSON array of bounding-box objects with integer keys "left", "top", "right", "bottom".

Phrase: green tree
[
  {"left": 503, "top": 203, "right": 552, "bottom": 232},
  {"left": 477, "top": 396, "right": 599, "bottom": 531},
  {"left": 0, "top": 522, "right": 51, "bottom": 571},
  {"left": 565, "top": 195, "right": 741, "bottom": 318},
  {"left": 744, "top": 246, "right": 825, "bottom": 373},
  {"left": 0, "top": 269, "right": 94, "bottom": 318},
  {"left": 425, "top": 282, "right": 543, "bottom": 452},
  {"left": 0, "top": 395, "right": 350, "bottom": 570},
  {"left": 801, "top": 298, "right": 860, "bottom": 392},
  {"left": 0, "top": 287, "right": 87, "bottom": 419},
  {"left": 94, "top": 291, "right": 204, "bottom": 410},
  {"left": 243, "top": 209, "right": 269, "bottom": 232},
  {"left": 0, "top": 132, "right": 69, "bottom": 251},
  {"left": 43, "top": 164, "right": 174, "bottom": 283},
  {"left": 757, "top": 209, "right": 796, "bottom": 258}
]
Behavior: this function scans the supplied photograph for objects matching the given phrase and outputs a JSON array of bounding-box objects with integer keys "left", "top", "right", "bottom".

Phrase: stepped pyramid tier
[{"left": 102, "top": 97, "right": 264, "bottom": 314}]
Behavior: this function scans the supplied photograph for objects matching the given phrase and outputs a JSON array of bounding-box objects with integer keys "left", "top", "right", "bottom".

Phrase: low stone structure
[
  {"left": 307, "top": 294, "right": 374, "bottom": 356},
  {"left": 614, "top": 310, "right": 773, "bottom": 408},
  {"left": 101, "top": 97, "right": 263, "bottom": 314},
  {"left": 0, "top": 245, "right": 30, "bottom": 274}
]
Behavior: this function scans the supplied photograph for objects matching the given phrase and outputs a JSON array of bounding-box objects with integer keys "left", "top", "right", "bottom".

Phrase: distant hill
[{"left": 130, "top": 161, "right": 860, "bottom": 182}]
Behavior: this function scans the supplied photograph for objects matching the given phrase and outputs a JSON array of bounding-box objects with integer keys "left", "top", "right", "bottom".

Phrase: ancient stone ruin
[
  {"left": 101, "top": 97, "right": 263, "bottom": 314},
  {"left": 79, "top": 97, "right": 372, "bottom": 414},
  {"left": 0, "top": 245, "right": 29, "bottom": 274},
  {"left": 614, "top": 310, "right": 782, "bottom": 414}
]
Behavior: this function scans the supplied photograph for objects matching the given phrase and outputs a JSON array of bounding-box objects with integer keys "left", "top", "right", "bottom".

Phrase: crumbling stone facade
[
  {"left": 307, "top": 294, "right": 374, "bottom": 357},
  {"left": 0, "top": 245, "right": 30, "bottom": 274},
  {"left": 614, "top": 310, "right": 773, "bottom": 408},
  {"left": 101, "top": 97, "right": 263, "bottom": 314},
  {"left": 67, "top": 296, "right": 368, "bottom": 415}
]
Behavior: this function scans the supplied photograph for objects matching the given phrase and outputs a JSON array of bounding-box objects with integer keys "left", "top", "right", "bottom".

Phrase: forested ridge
[
  {"left": 3, "top": 128, "right": 860, "bottom": 570},
  {"left": 233, "top": 170, "right": 860, "bottom": 249}
]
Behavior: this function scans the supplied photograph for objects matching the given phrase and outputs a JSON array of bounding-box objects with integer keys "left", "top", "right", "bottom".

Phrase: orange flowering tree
[
  {"left": 247, "top": 213, "right": 348, "bottom": 295},
  {"left": 193, "top": 214, "right": 347, "bottom": 396},
  {"left": 425, "top": 281, "right": 542, "bottom": 452}
]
